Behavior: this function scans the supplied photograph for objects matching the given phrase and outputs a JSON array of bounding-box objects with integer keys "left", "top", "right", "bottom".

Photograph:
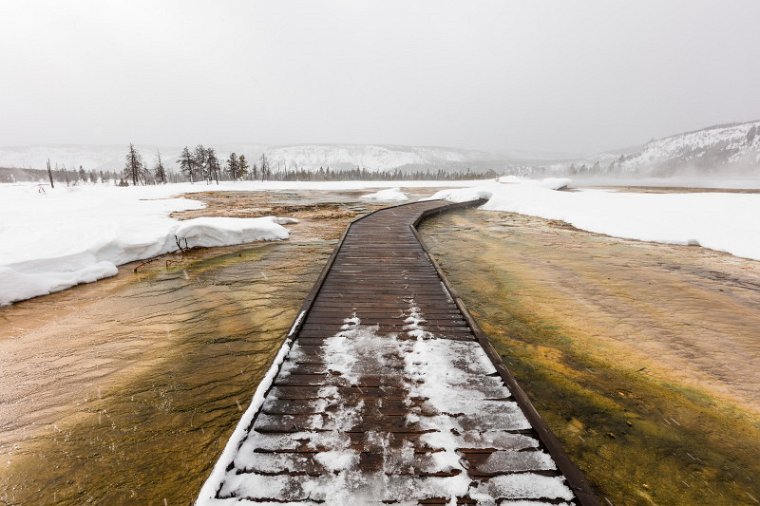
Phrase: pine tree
[
  {"left": 251, "top": 163, "right": 259, "bottom": 181},
  {"left": 177, "top": 146, "right": 195, "bottom": 183},
  {"left": 124, "top": 143, "right": 143, "bottom": 185},
  {"left": 193, "top": 145, "right": 209, "bottom": 182},
  {"left": 238, "top": 154, "right": 250, "bottom": 180},
  {"left": 225, "top": 152, "right": 240, "bottom": 180},
  {"left": 154, "top": 151, "right": 167, "bottom": 184},
  {"left": 206, "top": 147, "right": 221, "bottom": 185}
]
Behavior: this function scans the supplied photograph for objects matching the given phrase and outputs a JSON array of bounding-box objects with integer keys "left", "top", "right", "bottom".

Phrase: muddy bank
[
  {"left": 0, "top": 191, "right": 379, "bottom": 505},
  {"left": 421, "top": 209, "right": 760, "bottom": 506}
]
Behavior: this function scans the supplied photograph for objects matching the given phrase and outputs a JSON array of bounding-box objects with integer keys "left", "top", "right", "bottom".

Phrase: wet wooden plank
[{"left": 204, "top": 199, "right": 594, "bottom": 506}]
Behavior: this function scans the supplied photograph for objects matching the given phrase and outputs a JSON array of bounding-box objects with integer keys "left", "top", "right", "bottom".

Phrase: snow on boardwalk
[{"left": 197, "top": 200, "right": 595, "bottom": 505}]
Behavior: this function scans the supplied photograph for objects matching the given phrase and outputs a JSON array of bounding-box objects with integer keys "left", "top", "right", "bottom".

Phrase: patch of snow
[
  {"left": 359, "top": 187, "right": 409, "bottom": 202},
  {"left": 0, "top": 184, "right": 294, "bottom": 305},
  {"left": 478, "top": 450, "right": 556, "bottom": 473},
  {"left": 314, "top": 450, "right": 361, "bottom": 472},
  {"left": 432, "top": 180, "right": 760, "bottom": 261},
  {"left": 0, "top": 178, "right": 486, "bottom": 306},
  {"left": 272, "top": 216, "right": 300, "bottom": 225},
  {"left": 319, "top": 314, "right": 395, "bottom": 385},
  {"left": 471, "top": 474, "right": 576, "bottom": 501},
  {"left": 174, "top": 216, "right": 289, "bottom": 248}
]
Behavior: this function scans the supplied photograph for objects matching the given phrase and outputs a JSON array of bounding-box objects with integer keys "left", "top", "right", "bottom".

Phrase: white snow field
[
  {"left": 2, "top": 177, "right": 759, "bottom": 306},
  {"left": 0, "top": 184, "right": 292, "bottom": 305},
  {"left": 0, "top": 180, "right": 484, "bottom": 306},
  {"left": 359, "top": 187, "right": 409, "bottom": 202},
  {"left": 429, "top": 179, "right": 760, "bottom": 261}
]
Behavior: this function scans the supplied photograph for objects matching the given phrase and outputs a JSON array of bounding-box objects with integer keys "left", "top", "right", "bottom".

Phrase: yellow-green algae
[
  {"left": 0, "top": 240, "right": 332, "bottom": 505},
  {"left": 422, "top": 209, "right": 760, "bottom": 506}
]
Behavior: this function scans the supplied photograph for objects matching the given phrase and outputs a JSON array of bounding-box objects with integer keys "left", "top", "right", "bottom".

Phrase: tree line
[
  {"left": 117, "top": 144, "right": 499, "bottom": 185},
  {"left": 37, "top": 160, "right": 122, "bottom": 187}
]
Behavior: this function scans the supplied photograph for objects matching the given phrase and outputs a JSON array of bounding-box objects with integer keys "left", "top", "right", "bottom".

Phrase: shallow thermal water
[
  {"left": 0, "top": 190, "right": 392, "bottom": 505},
  {"left": 421, "top": 208, "right": 760, "bottom": 506}
]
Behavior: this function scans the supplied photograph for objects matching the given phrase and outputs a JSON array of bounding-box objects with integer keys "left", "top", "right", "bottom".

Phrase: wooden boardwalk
[{"left": 198, "top": 199, "right": 596, "bottom": 505}]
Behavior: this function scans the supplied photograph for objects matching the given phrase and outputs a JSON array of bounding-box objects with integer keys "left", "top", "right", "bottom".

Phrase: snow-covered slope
[
  {"left": 627, "top": 121, "right": 760, "bottom": 173},
  {"left": 263, "top": 144, "right": 499, "bottom": 171},
  {"left": 0, "top": 144, "right": 143, "bottom": 172},
  {"left": 557, "top": 120, "right": 760, "bottom": 177}
]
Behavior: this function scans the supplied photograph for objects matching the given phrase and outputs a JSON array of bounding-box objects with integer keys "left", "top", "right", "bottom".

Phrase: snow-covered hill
[
  {"left": 555, "top": 120, "right": 760, "bottom": 177},
  {"left": 3, "top": 120, "right": 759, "bottom": 179},
  {"left": 262, "top": 144, "right": 500, "bottom": 171},
  {"left": 0, "top": 143, "right": 503, "bottom": 174}
]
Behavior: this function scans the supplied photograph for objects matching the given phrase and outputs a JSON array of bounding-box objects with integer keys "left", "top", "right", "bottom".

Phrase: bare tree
[
  {"left": 124, "top": 143, "right": 143, "bottom": 185},
  {"left": 260, "top": 153, "right": 270, "bottom": 181},
  {"left": 62, "top": 164, "right": 70, "bottom": 186},
  {"left": 46, "top": 159, "right": 54, "bottom": 189},
  {"left": 154, "top": 151, "right": 167, "bottom": 184}
]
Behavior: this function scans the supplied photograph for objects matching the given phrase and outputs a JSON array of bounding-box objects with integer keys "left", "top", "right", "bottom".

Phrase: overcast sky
[{"left": 1, "top": 0, "right": 760, "bottom": 154}]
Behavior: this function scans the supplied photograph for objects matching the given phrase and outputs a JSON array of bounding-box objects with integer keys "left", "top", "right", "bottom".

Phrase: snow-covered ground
[
  {"left": 0, "top": 184, "right": 298, "bottom": 305},
  {"left": 430, "top": 179, "right": 760, "bottom": 261},
  {"left": 3, "top": 176, "right": 759, "bottom": 306},
  {"left": 0, "top": 180, "right": 486, "bottom": 306}
]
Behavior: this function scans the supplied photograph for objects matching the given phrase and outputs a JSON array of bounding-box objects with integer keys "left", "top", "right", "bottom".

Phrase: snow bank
[
  {"left": 0, "top": 185, "right": 292, "bottom": 305},
  {"left": 175, "top": 217, "right": 289, "bottom": 248},
  {"left": 430, "top": 180, "right": 760, "bottom": 261},
  {"left": 359, "top": 187, "right": 408, "bottom": 202},
  {"left": 0, "top": 179, "right": 489, "bottom": 306}
]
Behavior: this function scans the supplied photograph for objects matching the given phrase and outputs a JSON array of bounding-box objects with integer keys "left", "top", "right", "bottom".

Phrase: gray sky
[{"left": 1, "top": 0, "right": 760, "bottom": 154}]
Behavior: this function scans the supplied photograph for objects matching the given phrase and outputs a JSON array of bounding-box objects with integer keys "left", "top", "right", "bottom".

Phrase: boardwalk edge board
[{"left": 196, "top": 198, "right": 598, "bottom": 505}]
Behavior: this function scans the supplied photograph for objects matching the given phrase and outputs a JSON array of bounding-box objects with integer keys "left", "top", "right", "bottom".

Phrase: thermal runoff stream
[
  {"left": 421, "top": 207, "right": 760, "bottom": 505},
  {"left": 0, "top": 191, "right": 385, "bottom": 505}
]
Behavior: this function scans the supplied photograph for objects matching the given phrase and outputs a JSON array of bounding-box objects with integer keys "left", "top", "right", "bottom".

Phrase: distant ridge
[
  {"left": 551, "top": 119, "right": 760, "bottom": 177},
  {"left": 0, "top": 143, "right": 505, "bottom": 174},
  {"left": 2, "top": 120, "right": 759, "bottom": 180}
]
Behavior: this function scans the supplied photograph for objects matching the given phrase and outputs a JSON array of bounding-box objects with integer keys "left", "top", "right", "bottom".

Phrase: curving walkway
[{"left": 197, "top": 199, "right": 596, "bottom": 505}]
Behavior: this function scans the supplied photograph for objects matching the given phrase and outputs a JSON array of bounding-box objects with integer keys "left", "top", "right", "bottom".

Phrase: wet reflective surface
[
  {"left": 422, "top": 209, "right": 760, "bottom": 506},
  {"left": 0, "top": 191, "right": 386, "bottom": 505}
]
